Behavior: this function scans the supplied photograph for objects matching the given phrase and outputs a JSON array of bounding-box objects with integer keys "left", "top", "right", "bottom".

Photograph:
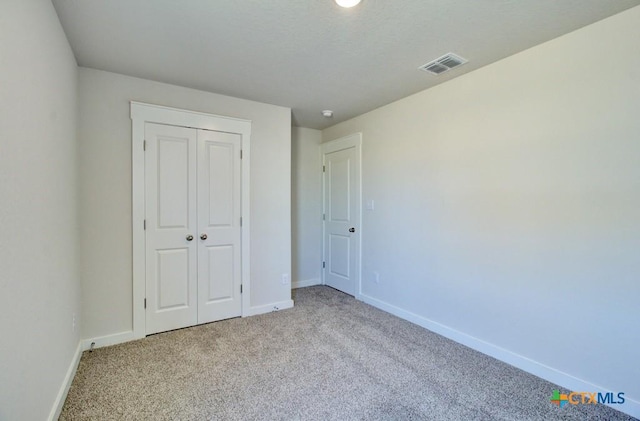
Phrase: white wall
[
  {"left": 78, "top": 68, "right": 292, "bottom": 339},
  {"left": 0, "top": 1, "right": 81, "bottom": 419},
  {"left": 323, "top": 6, "right": 640, "bottom": 413},
  {"left": 292, "top": 127, "right": 323, "bottom": 288}
]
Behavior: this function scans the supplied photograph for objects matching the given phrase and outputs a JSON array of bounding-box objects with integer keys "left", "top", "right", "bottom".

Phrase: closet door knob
[
  {"left": 186, "top": 235, "right": 194, "bottom": 241},
  {"left": 200, "top": 234, "right": 208, "bottom": 240}
]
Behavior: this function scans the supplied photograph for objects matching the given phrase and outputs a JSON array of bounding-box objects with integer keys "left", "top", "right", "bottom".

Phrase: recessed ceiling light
[
  {"left": 335, "top": 0, "right": 361, "bottom": 8},
  {"left": 322, "top": 110, "right": 334, "bottom": 118}
]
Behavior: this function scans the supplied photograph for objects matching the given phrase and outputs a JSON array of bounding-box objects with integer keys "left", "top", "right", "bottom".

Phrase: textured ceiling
[{"left": 52, "top": 0, "right": 640, "bottom": 129}]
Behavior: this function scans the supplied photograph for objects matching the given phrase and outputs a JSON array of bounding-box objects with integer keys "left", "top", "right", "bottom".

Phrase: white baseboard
[
  {"left": 81, "top": 330, "right": 135, "bottom": 351},
  {"left": 48, "top": 341, "right": 83, "bottom": 421},
  {"left": 358, "top": 293, "right": 639, "bottom": 419},
  {"left": 79, "top": 299, "right": 299, "bottom": 350},
  {"left": 245, "top": 299, "right": 294, "bottom": 316},
  {"left": 292, "top": 278, "right": 321, "bottom": 289}
]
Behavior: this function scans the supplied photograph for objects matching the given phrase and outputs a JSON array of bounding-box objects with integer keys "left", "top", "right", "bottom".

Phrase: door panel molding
[
  {"left": 321, "top": 133, "right": 362, "bottom": 298},
  {"left": 131, "top": 102, "right": 251, "bottom": 339},
  {"left": 144, "top": 123, "right": 198, "bottom": 335},
  {"left": 196, "top": 128, "right": 242, "bottom": 324}
]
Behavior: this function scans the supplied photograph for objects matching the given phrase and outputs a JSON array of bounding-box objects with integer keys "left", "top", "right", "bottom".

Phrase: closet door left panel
[{"left": 145, "top": 122, "right": 198, "bottom": 335}]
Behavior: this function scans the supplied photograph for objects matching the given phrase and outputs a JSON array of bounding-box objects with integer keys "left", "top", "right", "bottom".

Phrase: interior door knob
[
  {"left": 200, "top": 233, "right": 208, "bottom": 240},
  {"left": 186, "top": 235, "right": 194, "bottom": 241},
  {"left": 349, "top": 227, "right": 355, "bottom": 233}
]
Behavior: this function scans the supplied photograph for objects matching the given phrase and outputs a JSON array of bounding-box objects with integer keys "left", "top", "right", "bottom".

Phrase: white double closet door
[{"left": 145, "top": 122, "right": 242, "bottom": 335}]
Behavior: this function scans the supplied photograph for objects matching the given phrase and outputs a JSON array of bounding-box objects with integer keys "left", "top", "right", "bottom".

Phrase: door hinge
[
  {"left": 323, "top": 214, "right": 325, "bottom": 221},
  {"left": 240, "top": 284, "right": 243, "bottom": 294},
  {"left": 322, "top": 261, "right": 326, "bottom": 269},
  {"left": 144, "top": 219, "right": 146, "bottom": 230},
  {"left": 144, "top": 298, "right": 147, "bottom": 309},
  {"left": 240, "top": 149, "right": 243, "bottom": 159},
  {"left": 323, "top": 165, "right": 325, "bottom": 172},
  {"left": 240, "top": 217, "right": 243, "bottom": 227},
  {"left": 143, "top": 140, "right": 146, "bottom": 151}
]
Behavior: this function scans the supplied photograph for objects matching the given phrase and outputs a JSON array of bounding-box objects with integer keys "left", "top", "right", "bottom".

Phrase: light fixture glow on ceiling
[
  {"left": 322, "top": 110, "right": 334, "bottom": 118},
  {"left": 335, "top": 0, "right": 361, "bottom": 8}
]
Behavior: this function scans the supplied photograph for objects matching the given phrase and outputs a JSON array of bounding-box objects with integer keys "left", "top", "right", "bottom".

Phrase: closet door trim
[{"left": 131, "top": 101, "right": 251, "bottom": 340}]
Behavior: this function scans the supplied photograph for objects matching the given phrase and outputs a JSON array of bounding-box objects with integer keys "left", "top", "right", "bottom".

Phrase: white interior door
[
  {"left": 144, "top": 123, "right": 243, "bottom": 335},
  {"left": 323, "top": 134, "right": 361, "bottom": 296},
  {"left": 145, "top": 123, "right": 198, "bottom": 334},
  {"left": 197, "top": 129, "right": 242, "bottom": 323}
]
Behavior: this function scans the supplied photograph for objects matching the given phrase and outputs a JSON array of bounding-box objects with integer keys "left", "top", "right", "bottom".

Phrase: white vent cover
[{"left": 419, "top": 53, "right": 468, "bottom": 75}]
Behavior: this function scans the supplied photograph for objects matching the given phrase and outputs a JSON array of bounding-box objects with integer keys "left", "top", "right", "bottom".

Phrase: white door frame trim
[
  {"left": 131, "top": 101, "right": 251, "bottom": 339},
  {"left": 321, "top": 133, "right": 363, "bottom": 300}
]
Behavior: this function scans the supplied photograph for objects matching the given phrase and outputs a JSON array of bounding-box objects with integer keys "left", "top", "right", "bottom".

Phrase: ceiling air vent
[{"left": 419, "top": 53, "right": 468, "bottom": 75}]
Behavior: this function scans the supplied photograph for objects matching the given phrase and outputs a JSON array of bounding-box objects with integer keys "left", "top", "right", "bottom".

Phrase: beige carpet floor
[{"left": 61, "top": 286, "right": 635, "bottom": 420}]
